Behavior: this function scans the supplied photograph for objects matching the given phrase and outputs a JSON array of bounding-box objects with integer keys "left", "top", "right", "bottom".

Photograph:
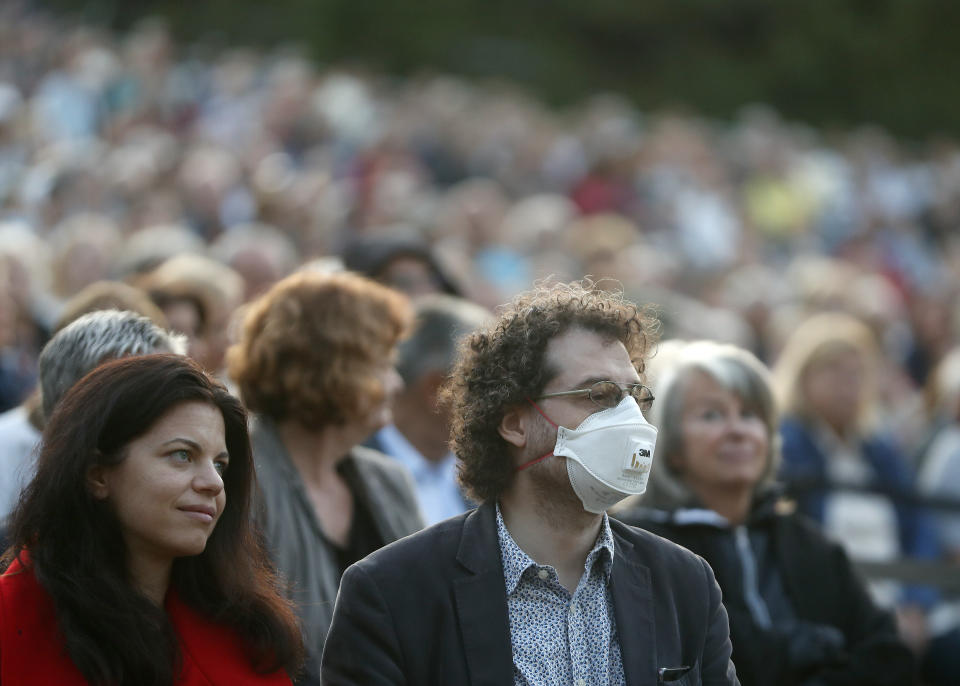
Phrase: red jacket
[{"left": 0, "top": 556, "right": 292, "bottom": 685}]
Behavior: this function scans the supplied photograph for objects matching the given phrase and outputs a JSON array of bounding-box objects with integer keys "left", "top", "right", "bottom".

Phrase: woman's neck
[
  {"left": 690, "top": 484, "right": 753, "bottom": 526},
  {"left": 278, "top": 419, "right": 362, "bottom": 484},
  {"left": 126, "top": 551, "right": 172, "bottom": 607}
]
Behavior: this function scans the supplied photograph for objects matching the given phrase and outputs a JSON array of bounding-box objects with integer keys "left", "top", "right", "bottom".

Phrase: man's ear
[
  {"left": 86, "top": 465, "right": 110, "bottom": 500},
  {"left": 498, "top": 405, "right": 529, "bottom": 448}
]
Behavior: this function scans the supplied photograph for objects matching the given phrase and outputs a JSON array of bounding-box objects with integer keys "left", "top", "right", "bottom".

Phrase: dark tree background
[{"left": 38, "top": 0, "right": 959, "bottom": 138}]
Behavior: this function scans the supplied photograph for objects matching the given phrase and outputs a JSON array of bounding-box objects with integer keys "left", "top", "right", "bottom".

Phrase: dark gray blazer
[
  {"left": 321, "top": 501, "right": 740, "bottom": 685},
  {"left": 250, "top": 418, "right": 425, "bottom": 684}
]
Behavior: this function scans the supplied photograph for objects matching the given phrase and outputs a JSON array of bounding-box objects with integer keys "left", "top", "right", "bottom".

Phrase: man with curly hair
[{"left": 322, "top": 281, "right": 740, "bottom": 685}]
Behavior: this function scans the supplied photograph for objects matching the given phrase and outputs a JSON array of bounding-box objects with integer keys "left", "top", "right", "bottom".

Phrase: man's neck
[{"left": 498, "top": 490, "right": 603, "bottom": 593}]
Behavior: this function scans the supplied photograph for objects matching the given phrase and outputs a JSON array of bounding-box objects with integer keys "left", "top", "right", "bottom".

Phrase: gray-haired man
[
  {"left": 0, "top": 310, "right": 185, "bottom": 517},
  {"left": 367, "top": 294, "right": 491, "bottom": 524}
]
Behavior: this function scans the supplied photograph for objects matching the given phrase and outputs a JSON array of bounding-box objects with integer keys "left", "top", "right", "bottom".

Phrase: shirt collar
[{"left": 495, "top": 503, "right": 616, "bottom": 595}]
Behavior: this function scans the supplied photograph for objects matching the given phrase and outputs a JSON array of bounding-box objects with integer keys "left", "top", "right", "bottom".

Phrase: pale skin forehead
[
  {"left": 137, "top": 401, "right": 228, "bottom": 456},
  {"left": 542, "top": 327, "right": 640, "bottom": 393}
]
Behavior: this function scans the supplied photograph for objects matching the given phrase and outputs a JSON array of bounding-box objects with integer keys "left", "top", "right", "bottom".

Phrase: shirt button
[
  {"left": 576, "top": 679, "right": 586, "bottom": 686},
  {"left": 537, "top": 569, "right": 549, "bottom": 580}
]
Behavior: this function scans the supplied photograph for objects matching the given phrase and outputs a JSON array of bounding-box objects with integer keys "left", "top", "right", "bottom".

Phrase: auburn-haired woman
[
  {"left": 227, "top": 269, "right": 424, "bottom": 685},
  {"left": 0, "top": 354, "right": 304, "bottom": 685}
]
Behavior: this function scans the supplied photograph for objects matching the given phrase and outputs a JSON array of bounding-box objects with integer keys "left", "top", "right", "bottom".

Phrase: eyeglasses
[{"left": 536, "top": 380, "right": 655, "bottom": 413}]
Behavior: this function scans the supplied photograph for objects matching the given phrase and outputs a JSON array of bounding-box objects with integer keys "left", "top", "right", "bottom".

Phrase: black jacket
[
  {"left": 321, "top": 501, "right": 740, "bottom": 685},
  {"left": 615, "top": 493, "right": 914, "bottom": 686}
]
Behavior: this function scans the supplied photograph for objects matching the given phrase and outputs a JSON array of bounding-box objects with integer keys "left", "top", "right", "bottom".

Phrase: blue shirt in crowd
[{"left": 374, "top": 424, "right": 469, "bottom": 525}]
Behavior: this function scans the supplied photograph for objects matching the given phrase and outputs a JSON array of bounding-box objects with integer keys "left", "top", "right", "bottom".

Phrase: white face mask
[{"left": 520, "top": 396, "right": 658, "bottom": 514}]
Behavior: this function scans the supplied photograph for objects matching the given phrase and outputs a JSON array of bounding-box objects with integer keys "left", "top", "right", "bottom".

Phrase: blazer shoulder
[
  {"left": 348, "top": 445, "right": 423, "bottom": 519},
  {"left": 351, "top": 444, "right": 411, "bottom": 476},
  {"left": 353, "top": 509, "right": 470, "bottom": 573}
]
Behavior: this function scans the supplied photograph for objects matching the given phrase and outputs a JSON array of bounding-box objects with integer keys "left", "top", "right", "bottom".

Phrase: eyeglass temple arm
[{"left": 537, "top": 389, "right": 592, "bottom": 400}]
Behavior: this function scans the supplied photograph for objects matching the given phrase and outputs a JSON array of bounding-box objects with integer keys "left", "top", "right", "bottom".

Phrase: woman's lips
[{"left": 179, "top": 505, "right": 216, "bottom": 522}]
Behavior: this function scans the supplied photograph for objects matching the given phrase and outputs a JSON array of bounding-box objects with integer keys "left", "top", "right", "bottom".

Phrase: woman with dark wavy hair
[{"left": 0, "top": 354, "right": 304, "bottom": 685}]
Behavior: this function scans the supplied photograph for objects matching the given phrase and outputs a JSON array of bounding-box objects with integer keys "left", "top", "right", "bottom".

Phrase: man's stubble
[{"left": 524, "top": 415, "right": 593, "bottom": 531}]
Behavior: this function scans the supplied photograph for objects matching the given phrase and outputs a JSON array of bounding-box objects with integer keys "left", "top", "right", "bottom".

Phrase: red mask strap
[
  {"left": 526, "top": 398, "right": 558, "bottom": 429},
  {"left": 514, "top": 398, "right": 559, "bottom": 472},
  {"left": 515, "top": 451, "right": 554, "bottom": 472}
]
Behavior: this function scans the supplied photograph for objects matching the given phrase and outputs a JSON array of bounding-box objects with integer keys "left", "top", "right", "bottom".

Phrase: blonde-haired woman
[
  {"left": 773, "top": 311, "right": 938, "bottom": 567},
  {"left": 773, "top": 311, "right": 944, "bottom": 676}
]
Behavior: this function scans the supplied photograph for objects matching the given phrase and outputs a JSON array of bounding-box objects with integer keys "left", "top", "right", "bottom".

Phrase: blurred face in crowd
[
  {"left": 360, "top": 359, "right": 404, "bottom": 435},
  {"left": 89, "top": 401, "right": 229, "bottom": 567},
  {"left": 201, "top": 304, "right": 236, "bottom": 374},
  {"left": 674, "top": 371, "right": 768, "bottom": 496},
  {"left": 377, "top": 256, "right": 443, "bottom": 297},
  {"left": 157, "top": 297, "right": 208, "bottom": 370},
  {"left": 801, "top": 345, "right": 865, "bottom": 434},
  {"left": 162, "top": 298, "right": 203, "bottom": 342}
]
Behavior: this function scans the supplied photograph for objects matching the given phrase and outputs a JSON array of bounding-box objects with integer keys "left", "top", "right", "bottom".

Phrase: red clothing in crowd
[{"left": 0, "top": 556, "right": 292, "bottom": 685}]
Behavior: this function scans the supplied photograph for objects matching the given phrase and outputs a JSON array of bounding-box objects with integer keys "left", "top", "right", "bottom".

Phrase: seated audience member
[
  {"left": 50, "top": 279, "right": 169, "bottom": 333},
  {"left": 917, "top": 347, "right": 960, "bottom": 559},
  {"left": 209, "top": 222, "right": 300, "bottom": 301},
  {"left": 342, "top": 236, "right": 461, "bottom": 298},
  {"left": 367, "top": 293, "right": 491, "bottom": 524},
  {"left": 615, "top": 340, "right": 914, "bottom": 686},
  {"left": 322, "top": 281, "right": 739, "bottom": 685},
  {"left": 773, "top": 312, "right": 942, "bottom": 658},
  {"left": 915, "top": 346, "right": 960, "bottom": 685},
  {"left": 0, "top": 307, "right": 185, "bottom": 519},
  {"left": 138, "top": 254, "right": 245, "bottom": 374},
  {"left": 227, "top": 269, "right": 424, "bottom": 685},
  {"left": 0, "top": 354, "right": 304, "bottom": 684}
]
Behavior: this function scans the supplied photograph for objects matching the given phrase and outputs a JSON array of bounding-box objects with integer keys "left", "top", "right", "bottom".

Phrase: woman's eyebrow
[{"left": 161, "top": 437, "right": 201, "bottom": 450}]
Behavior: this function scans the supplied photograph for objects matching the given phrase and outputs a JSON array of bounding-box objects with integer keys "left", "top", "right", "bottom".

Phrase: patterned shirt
[{"left": 496, "top": 505, "right": 625, "bottom": 686}]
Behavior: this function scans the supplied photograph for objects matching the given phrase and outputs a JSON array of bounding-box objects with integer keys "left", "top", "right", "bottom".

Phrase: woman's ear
[
  {"left": 86, "top": 465, "right": 110, "bottom": 500},
  {"left": 498, "top": 405, "right": 529, "bottom": 448}
]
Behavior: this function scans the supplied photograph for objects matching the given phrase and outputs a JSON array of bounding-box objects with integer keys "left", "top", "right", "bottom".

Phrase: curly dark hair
[{"left": 441, "top": 280, "right": 659, "bottom": 503}]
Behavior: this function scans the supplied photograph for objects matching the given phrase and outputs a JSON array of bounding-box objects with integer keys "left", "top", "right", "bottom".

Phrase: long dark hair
[{"left": 3, "top": 354, "right": 304, "bottom": 686}]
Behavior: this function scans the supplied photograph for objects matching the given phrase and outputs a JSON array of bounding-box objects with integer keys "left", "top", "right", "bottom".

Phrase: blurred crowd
[{"left": 1, "top": 7, "right": 960, "bottom": 683}]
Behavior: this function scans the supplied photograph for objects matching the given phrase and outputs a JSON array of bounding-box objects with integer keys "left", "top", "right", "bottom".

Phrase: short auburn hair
[
  {"left": 227, "top": 270, "right": 411, "bottom": 429},
  {"left": 441, "top": 280, "right": 659, "bottom": 504}
]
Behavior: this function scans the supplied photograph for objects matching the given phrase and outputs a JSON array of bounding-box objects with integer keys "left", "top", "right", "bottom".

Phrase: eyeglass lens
[{"left": 590, "top": 381, "right": 653, "bottom": 411}]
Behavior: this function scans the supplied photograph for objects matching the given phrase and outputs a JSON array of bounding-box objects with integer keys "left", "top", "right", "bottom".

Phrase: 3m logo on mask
[{"left": 625, "top": 447, "right": 652, "bottom": 473}]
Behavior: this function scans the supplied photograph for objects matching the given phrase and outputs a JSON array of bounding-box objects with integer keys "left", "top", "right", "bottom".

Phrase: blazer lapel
[
  {"left": 453, "top": 503, "right": 514, "bottom": 686},
  {"left": 610, "top": 532, "right": 657, "bottom": 686}
]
